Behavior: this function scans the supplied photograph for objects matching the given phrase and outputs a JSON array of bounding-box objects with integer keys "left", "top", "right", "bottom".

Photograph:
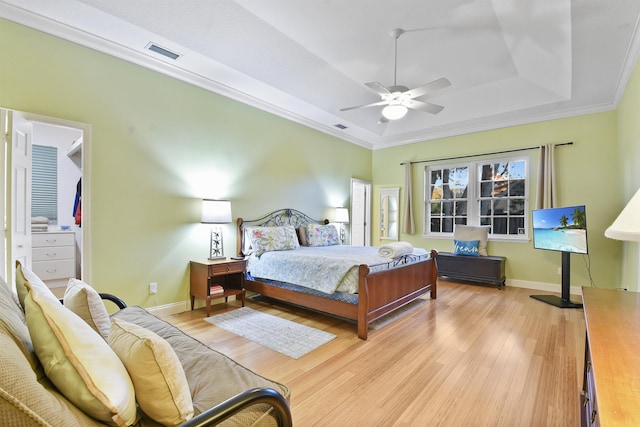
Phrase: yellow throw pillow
[
  {"left": 64, "top": 278, "right": 111, "bottom": 340},
  {"left": 15, "top": 260, "right": 55, "bottom": 309},
  {"left": 109, "top": 318, "right": 194, "bottom": 426},
  {"left": 24, "top": 286, "right": 138, "bottom": 427}
]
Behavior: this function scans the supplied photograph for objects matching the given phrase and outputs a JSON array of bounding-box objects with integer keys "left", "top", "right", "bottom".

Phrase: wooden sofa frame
[{"left": 237, "top": 209, "right": 438, "bottom": 340}]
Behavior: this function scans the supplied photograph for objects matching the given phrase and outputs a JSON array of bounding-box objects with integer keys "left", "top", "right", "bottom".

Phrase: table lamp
[
  {"left": 604, "top": 187, "right": 640, "bottom": 241},
  {"left": 201, "top": 199, "right": 232, "bottom": 259}
]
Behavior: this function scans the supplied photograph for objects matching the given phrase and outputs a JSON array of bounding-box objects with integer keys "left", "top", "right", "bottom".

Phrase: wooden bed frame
[{"left": 236, "top": 209, "right": 438, "bottom": 340}]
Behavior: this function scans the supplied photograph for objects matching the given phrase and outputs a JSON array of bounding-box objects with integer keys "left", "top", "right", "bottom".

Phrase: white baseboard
[
  {"left": 506, "top": 279, "right": 582, "bottom": 296},
  {"left": 146, "top": 300, "right": 190, "bottom": 317}
]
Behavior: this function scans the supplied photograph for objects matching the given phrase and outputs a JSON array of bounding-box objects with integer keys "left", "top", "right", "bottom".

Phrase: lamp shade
[
  {"left": 335, "top": 207, "right": 349, "bottom": 223},
  {"left": 604, "top": 187, "right": 640, "bottom": 241},
  {"left": 201, "top": 199, "right": 232, "bottom": 224},
  {"left": 382, "top": 104, "right": 408, "bottom": 120}
]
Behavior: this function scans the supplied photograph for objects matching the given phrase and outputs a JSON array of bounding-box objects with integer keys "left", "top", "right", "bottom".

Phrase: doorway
[
  {"left": 350, "top": 178, "right": 372, "bottom": 246},
  {"left": 2, "top": 108, "right": 87, "bottom": 290}
]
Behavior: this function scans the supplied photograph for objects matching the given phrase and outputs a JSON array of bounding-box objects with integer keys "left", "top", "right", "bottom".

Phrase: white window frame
[{"left": 424, "top": 154, "right": 529, "bottom": 241}]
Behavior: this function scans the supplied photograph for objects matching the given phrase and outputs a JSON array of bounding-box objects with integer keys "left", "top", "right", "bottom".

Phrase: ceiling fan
[{"left": 341, "top": 28, "right": 451, "bottom": 123}]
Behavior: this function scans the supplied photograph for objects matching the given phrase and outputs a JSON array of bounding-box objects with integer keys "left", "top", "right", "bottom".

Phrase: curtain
[
  {"left": 402, "top": 161, "right": 415, "bottom": 234},
  {"left": 536, "top": 144, "right": 556, "bottom": 209}
]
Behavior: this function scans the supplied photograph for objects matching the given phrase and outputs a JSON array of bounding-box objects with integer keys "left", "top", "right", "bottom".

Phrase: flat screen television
[
  {"left": 532, "top": 205, "right": 588, "bottom": 254},
  {"left": 530, "top": 205, "right": 587, "bottom": 308}
]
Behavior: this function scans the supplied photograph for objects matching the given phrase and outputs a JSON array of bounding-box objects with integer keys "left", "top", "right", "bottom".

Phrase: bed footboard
[{"left": 356, "top": 249, "right": 438, "bottom": 339}]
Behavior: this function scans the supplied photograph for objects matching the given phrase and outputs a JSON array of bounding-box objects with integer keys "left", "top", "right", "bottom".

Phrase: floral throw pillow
[
  {"left": 306, "top": 224, "right": 340, "bottom": 247},
  {"left": 249, "top": 225, "right": 299, "bottom": 256},
  {"left": 453, "top": 239, "right": 480, "bottom": 257}
]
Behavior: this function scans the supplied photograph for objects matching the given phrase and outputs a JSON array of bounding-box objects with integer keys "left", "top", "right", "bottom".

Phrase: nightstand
[{"left": 189, "top": 259, "right": 246, "bottom": 317}]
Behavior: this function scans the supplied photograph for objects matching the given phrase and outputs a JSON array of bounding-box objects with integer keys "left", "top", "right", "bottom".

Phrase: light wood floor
[{"left": 164, "top": 280, "right": 586, "bottom": 426}]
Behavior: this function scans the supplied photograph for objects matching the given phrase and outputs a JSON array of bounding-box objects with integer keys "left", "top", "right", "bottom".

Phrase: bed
[{"left": 236, "top": 209, "right": 438, "bottom": 340}]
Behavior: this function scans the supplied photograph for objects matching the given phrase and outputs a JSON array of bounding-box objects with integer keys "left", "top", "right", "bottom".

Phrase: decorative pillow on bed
[
  {"left": 306, "top": 224, "right": 340, "bottom": 247},
  {"left": 453, "top": 224, "right": 489, "bottom": 256},
  {"left": 453, "top": 239, "right": 480, "bottom": 257},
  {"left": 249, "top": 225, "right": 300, "bottom": 256}
]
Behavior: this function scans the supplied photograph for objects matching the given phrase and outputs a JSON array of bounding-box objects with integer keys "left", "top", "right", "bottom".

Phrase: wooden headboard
[{"left": 236, "top": 208, "right": 328, "bottom": 256}]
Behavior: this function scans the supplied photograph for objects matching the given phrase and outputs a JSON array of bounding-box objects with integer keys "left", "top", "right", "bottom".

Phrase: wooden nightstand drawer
[{"left": 210, "top": 261, "right": 245, "bottom": 275}]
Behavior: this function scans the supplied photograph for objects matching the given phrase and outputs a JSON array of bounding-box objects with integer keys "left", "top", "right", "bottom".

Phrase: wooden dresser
[{"left": 581, "top": 287, "right": 640, "bottom": 426}]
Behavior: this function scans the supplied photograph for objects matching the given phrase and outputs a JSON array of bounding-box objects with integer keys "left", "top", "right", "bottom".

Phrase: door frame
[
  {"left": 350, "top": 178, "right": 372, "bottom": 246},
  {"left": 2, "top": 107, "right": 91, "bottom": 285}
]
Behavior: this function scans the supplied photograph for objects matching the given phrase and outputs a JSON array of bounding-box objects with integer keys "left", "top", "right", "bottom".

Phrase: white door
[
  {"left": 11, "top": 112, "right": 32, "bottom": 271},
  {"left": 350, "top": 178, "right": 371, "bottom": 246}
]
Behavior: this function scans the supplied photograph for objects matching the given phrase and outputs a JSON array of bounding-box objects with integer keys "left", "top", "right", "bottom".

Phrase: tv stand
[{"left": 530, "top": 251, "right": 583, "bottom": 309}]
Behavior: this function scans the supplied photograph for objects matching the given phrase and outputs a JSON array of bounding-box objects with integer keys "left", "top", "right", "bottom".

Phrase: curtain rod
[{"left": 400, "top": 141, "right": 573, "bottom": 166}]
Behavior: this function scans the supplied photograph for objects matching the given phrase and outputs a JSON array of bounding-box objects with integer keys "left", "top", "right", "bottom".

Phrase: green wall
[
  {"left": 372, "top": 111, "right": 622, "bottom": 290},
  {"left": 0, "top": 19, "right": 372, "bottom": 307}
]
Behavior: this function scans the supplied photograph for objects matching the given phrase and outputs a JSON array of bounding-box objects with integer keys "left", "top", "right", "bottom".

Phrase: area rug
[
  {"left": 369, "top": 297, "right": 430, "bottom": 330},
  {"left": 204, "top": 307, "right": 336, "bottom": 359}
]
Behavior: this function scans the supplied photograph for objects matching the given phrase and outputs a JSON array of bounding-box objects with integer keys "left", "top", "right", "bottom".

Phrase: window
[
  {"left": 32, "top": 144, "right": 58, "bottom": 222},
  {"left": 425, "top": 156, "right": 528, "bottom": 239}
]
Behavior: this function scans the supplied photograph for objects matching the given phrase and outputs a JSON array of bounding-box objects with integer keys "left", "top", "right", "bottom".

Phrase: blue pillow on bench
[{"left": 453, "top": 240, "right": 480, "bottom": 257}]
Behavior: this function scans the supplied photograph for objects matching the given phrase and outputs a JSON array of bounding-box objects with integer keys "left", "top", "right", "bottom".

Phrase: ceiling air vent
[
  {"left": 146, "top": 43, "right": 181, "bottom": 60},
  {"left": 334, "top": 124, "right": 348, "bottom": 130}
]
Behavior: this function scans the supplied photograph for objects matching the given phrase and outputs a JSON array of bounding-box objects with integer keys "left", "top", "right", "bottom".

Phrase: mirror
[{"left": 380, "top": 187, "right": 399, "bottom": 241}]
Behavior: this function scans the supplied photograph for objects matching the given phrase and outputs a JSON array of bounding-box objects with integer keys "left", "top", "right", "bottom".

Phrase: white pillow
[
  {"left": 64, "top": 278, "right": 111, "bottom": 340},
  {"left": 109, "top": 318, "right": 194, "bottom": 426},
  {"left": 24, "top": 285, "right": 138, "bottom": 426},
  {"left": 453, "top": 225, "right": 490, "bottom": 256}
]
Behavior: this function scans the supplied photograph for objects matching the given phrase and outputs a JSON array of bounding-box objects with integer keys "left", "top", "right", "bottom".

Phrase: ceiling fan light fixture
[{"left": 382, "top": 104, "right": 408, "bottom": 120}]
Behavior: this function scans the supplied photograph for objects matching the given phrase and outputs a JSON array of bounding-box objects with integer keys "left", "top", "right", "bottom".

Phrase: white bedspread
[{"left": 247, "top": 245, "right": 428, "bottom": 295}]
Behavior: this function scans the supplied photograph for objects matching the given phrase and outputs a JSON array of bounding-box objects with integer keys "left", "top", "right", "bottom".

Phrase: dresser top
[{"left": 582, "top": 287, "right": 640, "bottom": 426}]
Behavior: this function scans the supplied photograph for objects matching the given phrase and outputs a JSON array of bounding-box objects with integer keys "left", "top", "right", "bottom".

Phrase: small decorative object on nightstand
[
  {"left": 201, "top": 199, "right": 232, "bottom": 260},
  {"left": 189, "top": 258, "right": 246, "bottom": 317}
]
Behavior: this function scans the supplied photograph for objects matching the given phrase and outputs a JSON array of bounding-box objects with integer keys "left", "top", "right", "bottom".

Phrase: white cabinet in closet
[{"left": 32, "top": 231, "right": 76, "bottom": 288}]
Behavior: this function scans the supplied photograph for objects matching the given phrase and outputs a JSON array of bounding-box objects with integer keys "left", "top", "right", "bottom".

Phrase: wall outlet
[
  {"left": 557, "top": 267, "right": 562, "bottom": 275},
  {"left": 149, "top": 282, "right": 158, "bottom": 294}
]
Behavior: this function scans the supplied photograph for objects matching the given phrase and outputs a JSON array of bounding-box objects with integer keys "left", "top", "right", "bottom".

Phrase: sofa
[{"left": 0, "top": 262, "right": 292, "bottom": 426}]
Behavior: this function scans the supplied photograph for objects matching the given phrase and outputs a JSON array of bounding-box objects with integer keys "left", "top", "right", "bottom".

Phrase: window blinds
[{"left": 32, "top": 144, "right": 58, "bottom": 222}]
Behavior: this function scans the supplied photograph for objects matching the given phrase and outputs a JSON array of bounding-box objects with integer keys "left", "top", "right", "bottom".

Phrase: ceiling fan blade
[
  {"left": 405, "top": 99, "right": 445, "bottom": 115},
  {"left": 378, "top": 115, "right": 389, "bottom": 124},
  {"left": 404, "top": 77, "right": 452, "bottom": 99},
  {"left": 340, "top": 99, "right": 388, "bottom": 112},
  {"left": 365, "top": 82, "right": 391, "bottom": 96}
]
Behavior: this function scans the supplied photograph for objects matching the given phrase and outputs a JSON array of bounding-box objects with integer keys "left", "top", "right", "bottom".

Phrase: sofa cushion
[
  {"left": 0, "top": 276, "right": 43, "bottom": 377},
  {"left": 24, "top": 285, "right": 138, "bottom": 426},
  {"left": 0, "top": 332, "right": 105, "bottom": 427},
  {"left": 109, "top": 317, "right": 194, "bottom": 426},
  {"left": 112, "top": 307, "right": 290, "bottom": 421},
  {"left": 64, "top": 278, "right": 111, "bottom": 340},
  {"left": 15, "top": 260, "right": 55, "bottom": 309}
]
